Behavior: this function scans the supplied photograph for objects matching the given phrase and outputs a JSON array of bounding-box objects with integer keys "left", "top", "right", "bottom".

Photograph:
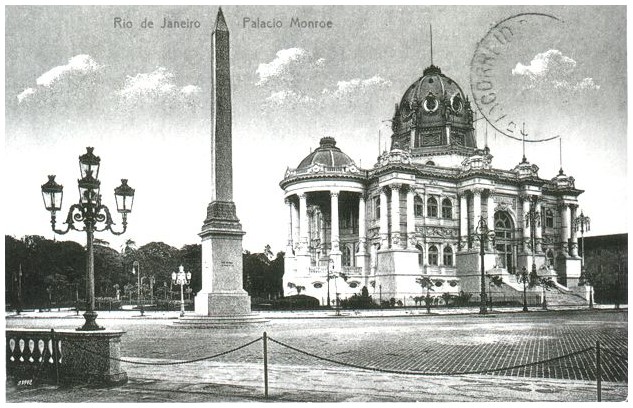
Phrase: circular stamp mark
[{"left": 470, "top": 13, "right": 562, "bottom": 140}]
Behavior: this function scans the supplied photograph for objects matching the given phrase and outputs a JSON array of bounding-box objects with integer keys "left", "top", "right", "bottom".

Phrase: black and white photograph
[{"left": 3, "top": 3, "right": 628, "bottom": 403}]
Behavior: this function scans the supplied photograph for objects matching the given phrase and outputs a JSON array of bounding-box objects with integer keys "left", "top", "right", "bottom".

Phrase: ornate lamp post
[
  {"left": 41, "top": 147, "right": 134, "bottom": 330},
  {"left": 573, "top": 211, "right": 592, "bottom": 308},
  {"left": 517, "top": 266, "right": 530, "bottom": 312},
  {"left": 524, "top": 196, "right": 543, "bottom": 309},
  {"left": 171, "top": 265, "right": 191, "bottom": 317},
  {"left": 473, "top": 216, "right": 495, "bottom": 314}
]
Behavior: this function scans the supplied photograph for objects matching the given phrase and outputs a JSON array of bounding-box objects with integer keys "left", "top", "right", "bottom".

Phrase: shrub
[
  {"left": 270, "top": 294, "right": 319, "bottom": 310},
  {"left": 340, "top": 293, "right": 379, "bottom": 309}
]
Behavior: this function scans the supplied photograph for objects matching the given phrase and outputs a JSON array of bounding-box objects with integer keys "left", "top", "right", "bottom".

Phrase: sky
[{"left": 4, "top": 5, "right": 628, "bottom": 254}]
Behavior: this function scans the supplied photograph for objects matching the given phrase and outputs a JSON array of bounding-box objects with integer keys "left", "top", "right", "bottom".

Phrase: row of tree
[{"left": 5, "top": 235, "right": 284, "bottom": 309}]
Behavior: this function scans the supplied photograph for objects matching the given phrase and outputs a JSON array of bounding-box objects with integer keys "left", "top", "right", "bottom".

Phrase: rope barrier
[
  {"left": 600, "top": 348, "right": 628, "bottom": 361},
  {"left": 268, "top": 336, "right": 595, "bottom": 377},
  {"left": 72, "top": 337, "right": 262, "bottom": 366}
]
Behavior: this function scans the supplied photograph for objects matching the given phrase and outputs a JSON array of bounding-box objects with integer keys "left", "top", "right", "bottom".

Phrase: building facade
[{"left": 280, "top": 64, "right": 587, "bottom": 306}]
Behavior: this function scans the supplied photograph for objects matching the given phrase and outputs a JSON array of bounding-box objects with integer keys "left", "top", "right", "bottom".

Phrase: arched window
[
  {"left": 442, "top": 198, "right": 452, "bottom": 219},
  {"left": 427, "top": 197, "right": 438, "bottom": 218},
  {"left": 414, "top": 196, "right": 424, "bottom": 217},
  {"left": 428, "top": 245, "right": 438, "bottom": 266},
  {"left": 545, "top": 209, "right": 554, "bottom": 228},
  {"left": 494, "top": 211, "right": 515, "bottom": 270},
  {"left": 416, "top": 244, "right": 424, "bottom": 267},
  {"left": 443, "top": 246, "right": 453, "bottom": 266}
]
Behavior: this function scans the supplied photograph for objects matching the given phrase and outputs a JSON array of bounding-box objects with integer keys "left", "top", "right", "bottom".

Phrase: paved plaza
[{"left": 5, "top": 307, "right": 628, "bottom": 402}]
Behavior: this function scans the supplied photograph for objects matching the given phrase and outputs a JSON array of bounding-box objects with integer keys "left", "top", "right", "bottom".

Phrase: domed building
[{"left": 280, "top": 63, "right": 588, "bottom": 307}]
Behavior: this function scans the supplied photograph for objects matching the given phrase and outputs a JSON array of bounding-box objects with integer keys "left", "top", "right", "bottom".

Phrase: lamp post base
[{"left": 76, "top": 311, "right": 105, "bottom": 331}]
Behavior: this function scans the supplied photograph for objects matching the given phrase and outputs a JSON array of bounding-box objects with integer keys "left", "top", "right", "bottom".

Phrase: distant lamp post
[
  {"left": 518, "top": 266, "right": 530, "bottom": 312},
  {"left": 41, "top": 147, "right": 135, "bottom": 330},
  {"left": 327, "top": 259, "right": 340, "bottom": 315},
  {"left": 16, "top": 265, "right": 23, "bottom": 315},
  {"left": 172, "top": 265, "right": 191, "bottom": 317},
  {"left": 132, "top": 260, "right": 143, "bottom": 315},
  {"left": 327, "top": 259, "right": 334, "bottom": 308},
  {"left": 473, "top": 216, "right": 495, "bottom": 314},
  {"left": 573, "top": 211, "right": 592, "bottom": 308}
]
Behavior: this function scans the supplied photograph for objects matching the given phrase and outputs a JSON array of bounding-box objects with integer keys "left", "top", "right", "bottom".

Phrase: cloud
[
  {"left": 264, "top": 90, "right": 314, "bottom": 106},
  {"left": 257, "top": 48, "right": 390, "bottom": 108},
  {"left": 119, "top": 67, "right": 201, "bottom": 104},
  {"left": 36, "top": 54, "right": 102, "bottom": 87},
  {"left": 256, "top": 47, "right": 324, "bottom": 86},
  {"left": 180, "top": 85, "right": 201, "bottom": 95},
  {"left": 17, "top": 88, "right": 36, "bottom": 104},
  {"left": 16, "top": 54, "right": 103, "bottom": 103},
  {"left": 512, "top": 50, "right": 599, "bottom": 91},
  {"left": 322, "top": 75, "right": 392, "bottom": 99}
]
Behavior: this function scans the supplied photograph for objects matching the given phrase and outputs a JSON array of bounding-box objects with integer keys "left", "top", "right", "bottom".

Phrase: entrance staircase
[{"left": 487, "top": 267, "right": 588, "bottom": 307}]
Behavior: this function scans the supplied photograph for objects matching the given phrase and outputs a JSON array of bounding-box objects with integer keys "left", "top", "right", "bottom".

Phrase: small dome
[{"left": 297, "top": 137, "right": 355, "bottom": 170}]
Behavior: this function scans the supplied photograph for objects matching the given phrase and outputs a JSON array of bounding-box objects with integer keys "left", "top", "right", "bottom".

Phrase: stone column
[
  {"left": 569, "top": 204, "right": 578, "bottom": 257},
  {"left": 535, "top": 198, "right": 543, "bottom": 253},
  {"left": 358, "top": 193, "right": 366, "bottom": 255},
  {"left": 379, "top": 187, "right": 389, "bottom": 248},
  {"left": 406, "top": 187, "right": 415, "bottom": 249},
  {"left": 559, "top": 202, "right": 570, "bottom": 255},
  {"left": 472, "top": 188, "right": 482, "bottom": 249},
  {"left": 319, "top": 209, "right": 326, "bottom": 255},
  {"left": 285, "top": 199, "right": 294, "bottom": 255},
  {"left": 521, "top": 194, "right": 531, "bottom": 253},
  {"left": 486, "top": 191, "right": 495, "bottom": 251},
  {"left": 459, "top": 192, "right": 468, "bottom": 250},
  {"left": 299, "top": 193, "right": 308, "bottom": 254},
  {"left": 330, "top": 191, "right": 340, "bottom": 254},
  {"left": 291, "top": 200, "right": 299, "bottom": 250},
  {"left": 390, "top": 184, "right": 401, "bottom": 248}
]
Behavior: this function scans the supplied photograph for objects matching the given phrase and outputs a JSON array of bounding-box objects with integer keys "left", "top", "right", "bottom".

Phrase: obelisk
[{"left": 194, "top": 7, "right": 252, "bottom": 317}]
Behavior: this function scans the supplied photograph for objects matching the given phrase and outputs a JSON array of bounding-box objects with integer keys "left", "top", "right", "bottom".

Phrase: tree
[
  {"left": 416, "top": 276, "right": 435, "bottom": 314},
  {"left": 243, "top": 246, "right": 284, "bottom": 300}
]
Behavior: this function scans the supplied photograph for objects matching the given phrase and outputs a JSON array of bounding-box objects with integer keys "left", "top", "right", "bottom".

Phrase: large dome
[
  {"left": 390, "top": 65, "right": 476, "bottom": 151},
  {"left": 297, "top": 137, "right": 355, "bottom": 170},
  {"left": 398, "top": 65, "right": 467, "bottom": 117}
]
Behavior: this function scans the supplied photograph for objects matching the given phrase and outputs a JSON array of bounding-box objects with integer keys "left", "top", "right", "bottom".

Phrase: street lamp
[
  {"left": 41, "top": 147, "right": 134, "bottom": 331},
  {"left": 171, "top": 265, "right": 191, "bottom": 317},
  {"left": 573, "top": 211, "right": 592, "bottom": 308},
  {"left": 524, "top": 196, "right": 542, "bottom": 309},
  {"left": 517, "top": 266, "right": 529, "bottom": 312},
  {"left": 473, "top": 216, "right": 495, "bottom": 314}
]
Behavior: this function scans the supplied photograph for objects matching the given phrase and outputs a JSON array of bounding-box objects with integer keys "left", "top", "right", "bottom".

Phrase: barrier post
[
  {"left": 51, "top": 329, "right": 59, "bottom": 386},
  {"left": 263, "top": 332, "right": 269, "bottom": 399},
  {"left": 596, "top": 340, "right": 601, "bottom": 401}
]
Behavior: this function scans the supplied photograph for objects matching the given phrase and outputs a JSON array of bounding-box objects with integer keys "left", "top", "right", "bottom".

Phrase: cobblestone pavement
[{"left": 5, "top": 308, "right": 628, "bottom": 402}]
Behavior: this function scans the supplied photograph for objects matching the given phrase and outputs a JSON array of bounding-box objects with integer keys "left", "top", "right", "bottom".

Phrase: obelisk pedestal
[{"left": 194, "top": 201, "right": 251, "bottom": 316}]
